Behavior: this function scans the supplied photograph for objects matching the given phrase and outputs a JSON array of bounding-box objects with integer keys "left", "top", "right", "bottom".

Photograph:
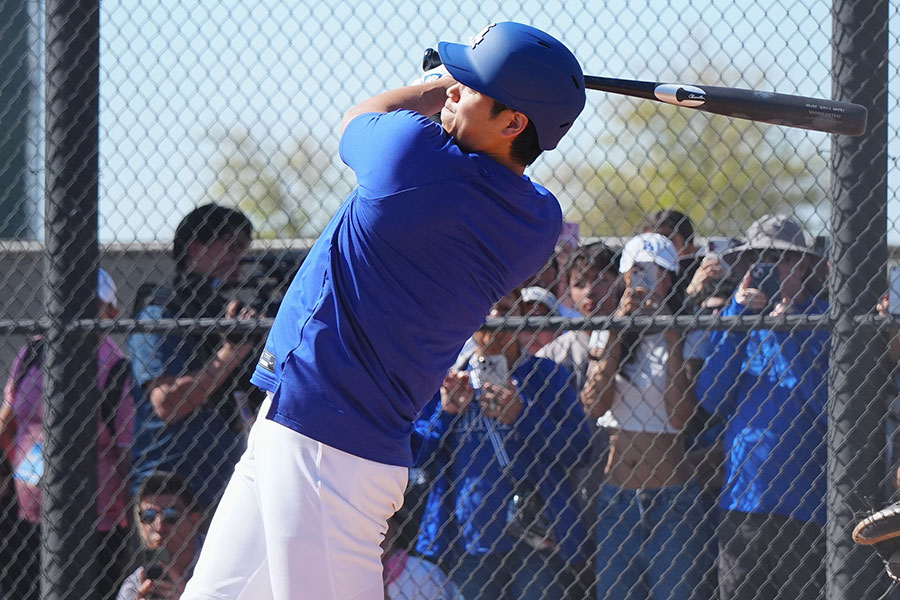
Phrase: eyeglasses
[{"left": 138, "top": 507, "right": 183, "bottom": 525}]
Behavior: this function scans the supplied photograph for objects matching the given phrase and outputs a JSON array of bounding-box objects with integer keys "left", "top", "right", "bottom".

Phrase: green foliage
[
  {"left": 204, "top": 127, "right": 350, "bottom": 240},
  {"left": 205, "top": 127, "right": 302, "bottom": 239},
  {"left": 573, "top": 94, "right": 829, "bottom": 239}
]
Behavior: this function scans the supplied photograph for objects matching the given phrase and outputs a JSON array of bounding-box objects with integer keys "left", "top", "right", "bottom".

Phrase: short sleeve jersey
[{"left": 250, "top": 110, "right": 562, "bottom": 466}]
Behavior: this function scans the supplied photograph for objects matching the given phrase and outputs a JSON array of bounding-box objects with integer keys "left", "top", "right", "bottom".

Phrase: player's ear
[{"left": 501, "top": 112, "right": 528, "bottom": 139}]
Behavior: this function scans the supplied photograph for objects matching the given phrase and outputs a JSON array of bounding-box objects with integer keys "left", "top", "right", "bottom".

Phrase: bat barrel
[{"left": 584, "top": 76, "right": 868, "bottom": 136}]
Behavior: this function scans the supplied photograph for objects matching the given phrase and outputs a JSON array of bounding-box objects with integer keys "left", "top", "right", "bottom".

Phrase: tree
[
  {"left": 204, "top": 127, "right": 352, "bottom": 240},
  {"left": 563, "top": 54, "right": 830, "bottom": 240},
  {"left": 572, "top": 100, "right": 828, "bottom": 239},
  {"left": 205, "top": 127, "right": 302, "bottom": 239}
]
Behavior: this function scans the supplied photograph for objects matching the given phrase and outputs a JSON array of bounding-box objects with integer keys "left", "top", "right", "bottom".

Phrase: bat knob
[{"left": 422, "top": 47, "right": 442, "bottom": 71}]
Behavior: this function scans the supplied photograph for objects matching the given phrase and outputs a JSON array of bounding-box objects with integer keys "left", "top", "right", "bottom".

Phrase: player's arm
[
  {"left": 340, "top": 76, "right": 456, "bottom": 135},
  {"left": 146, "top": 341, "right": 253, "bottom": 424}
]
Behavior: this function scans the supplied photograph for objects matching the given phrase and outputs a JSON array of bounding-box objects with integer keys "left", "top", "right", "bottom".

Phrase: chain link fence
[{"left": 0, "top": 0, "right": 897, "bottom": 598}]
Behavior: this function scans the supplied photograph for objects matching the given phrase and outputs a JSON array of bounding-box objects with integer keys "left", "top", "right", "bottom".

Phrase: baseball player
[{"left": 182, "top": 21, "right": 586, "bottom": 600}]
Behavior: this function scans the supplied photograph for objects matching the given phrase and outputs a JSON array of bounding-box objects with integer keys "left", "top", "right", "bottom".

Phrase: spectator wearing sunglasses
[{"left": 117, "top": 472, "right": 202, "bottom": 600}]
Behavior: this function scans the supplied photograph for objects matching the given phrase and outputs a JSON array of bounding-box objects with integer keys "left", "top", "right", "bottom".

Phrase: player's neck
[{"left": 484, "top": 150, "right": 525, "bottom": 176}]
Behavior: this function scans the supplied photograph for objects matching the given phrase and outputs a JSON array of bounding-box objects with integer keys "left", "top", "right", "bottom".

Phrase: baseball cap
[
  {"left": 520, "top": 286, "right": 582, "bottom": 318},
  {"left": 438, "top": 22, "right": 586, "bottom": 150},
  {"left": 618, "top": 233, "right": 680, "bottom": 274},
  {"left": 727, "top": 214, "right": 817, "bottom": 256},
  {"left": 98, "top": 268, "right": 118, "bottom": 308}
]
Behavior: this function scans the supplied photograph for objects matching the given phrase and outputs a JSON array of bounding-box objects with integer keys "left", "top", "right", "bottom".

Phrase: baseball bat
[{"left": 584, "top": 76, "right": 867, "bottom": 136}]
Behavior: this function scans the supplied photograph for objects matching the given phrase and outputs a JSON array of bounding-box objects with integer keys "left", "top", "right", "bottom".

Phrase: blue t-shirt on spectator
[
  {"left": 250, "top": 110, "right": 562, "bottom": 467},
  {"left": 129, "top": 282, "right": 246, "bottom": 507},
  {"left": 697, "top": 296, "right": 829, "bottom": 524},
  {"left": 413, "top": 356, "right": 592, "bottom": 564}
]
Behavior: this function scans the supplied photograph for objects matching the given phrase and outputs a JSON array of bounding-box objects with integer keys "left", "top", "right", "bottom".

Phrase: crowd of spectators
[
  {"left": 0, "top": 204, "right": 894, "bottom": 599},
  {"left": 406, "top": 207, "right": 852, "bottom": 600}
]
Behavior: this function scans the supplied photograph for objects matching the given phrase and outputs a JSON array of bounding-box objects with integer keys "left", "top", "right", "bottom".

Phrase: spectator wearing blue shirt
[
  {"left": 697, "top": 214, "right": 828, "bottom": 600},
  {"left": 128, "top": 204, "right": 257, "bottom": 509},
  {"left": 415, "top": 290, "right": 592, "bottom": 600},
  {"left": 182, "top": 22, "right": 587, "bottom": 600}
]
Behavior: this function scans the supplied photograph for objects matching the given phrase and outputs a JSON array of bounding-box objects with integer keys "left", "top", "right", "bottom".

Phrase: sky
[{"left": 20, "top": 0, "right": 900, "bottom": 243}]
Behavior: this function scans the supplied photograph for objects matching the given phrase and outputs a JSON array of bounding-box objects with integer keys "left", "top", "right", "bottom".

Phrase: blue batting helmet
[{"left": 438, "top": 22, "right": 586, "bottom": 151}]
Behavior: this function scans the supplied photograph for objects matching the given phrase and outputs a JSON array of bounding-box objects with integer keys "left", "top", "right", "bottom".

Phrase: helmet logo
[{"left": 470, "top": 23, "right": 497, "bottom": 49}]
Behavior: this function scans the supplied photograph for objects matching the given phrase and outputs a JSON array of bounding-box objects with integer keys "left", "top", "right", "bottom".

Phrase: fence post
[
  {"left": 42, "top": 1, "right": 101, "bottom": 599},
  {"left": 827, "top": 0, "right": 889, "bottom": 597}
]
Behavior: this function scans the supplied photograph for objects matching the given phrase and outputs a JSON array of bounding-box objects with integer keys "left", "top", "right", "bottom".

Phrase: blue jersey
[
  {"left": 250, "top": 110, "right": 562, "bottom": 466},
  {"left": 698, "top": 296, "right": 829, "bottom": 524},
  {"left": 413, "top": 356, "right": 592, "bottom": 563}
]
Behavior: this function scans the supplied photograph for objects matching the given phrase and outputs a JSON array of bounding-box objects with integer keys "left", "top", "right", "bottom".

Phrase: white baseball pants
[{"left": 182, "top": 394, "right": 408, "bottom": 600}]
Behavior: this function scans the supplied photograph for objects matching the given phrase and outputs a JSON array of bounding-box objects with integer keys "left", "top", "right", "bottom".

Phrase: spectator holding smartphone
[
  {"left": 535, "top": 242, "right": 620, "bottom": 516},
  {"left": 678, "top": 236, "right": 744, "bottom": 600},
  {"left": 580, "top": 233, "right": 708, "bottom": 600},
  {"left": 643, "top": 209, "right": 702, "bottom": 305},
  {"left": 118, "top": 472, "right": 202, "bottom": 600},
  {"left": 415, "top": 289, "right": 592, "bottom": 600},
  {"left": 697, "top": 214, "right": 828, "bottom": 600},
  {"left": 1, "top": 269, "right": 134, "bottom": 600}
]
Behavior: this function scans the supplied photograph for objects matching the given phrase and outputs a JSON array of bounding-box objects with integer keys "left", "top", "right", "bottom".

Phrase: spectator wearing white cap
[
  {"left": 0, "top": 268, "right": 135, "bottom": 600},
  {"left": 580, "top": 233, "right": 708, "bottom": 600},
  {"left": 517, "top": 285, "right": 581, "bottom": 354}
]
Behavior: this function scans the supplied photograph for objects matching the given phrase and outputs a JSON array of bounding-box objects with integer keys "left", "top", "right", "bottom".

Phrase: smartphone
[
  {"left": 890, "top": 266, "right": 900, "bottom": 315},
  {"left": 141, "top": 547, "right": 170, "bottom": 581},
  {"left": 144, "top": 563, "right": 166, "bottom": 581},
  {"left": 469, "top": 354, "right": 508, "bottom": 390},
  {"left": 630, "top": 262, "right": 658, "bottom": 293},
  {"left": 141, "top": 550, "right": 170, "bottom": 600},
  {"left": 750, "top": 262, "right": 780, "bottom": 301},
  {"left": 706, "top": 237, "right": 736, "bottom": 255}
]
